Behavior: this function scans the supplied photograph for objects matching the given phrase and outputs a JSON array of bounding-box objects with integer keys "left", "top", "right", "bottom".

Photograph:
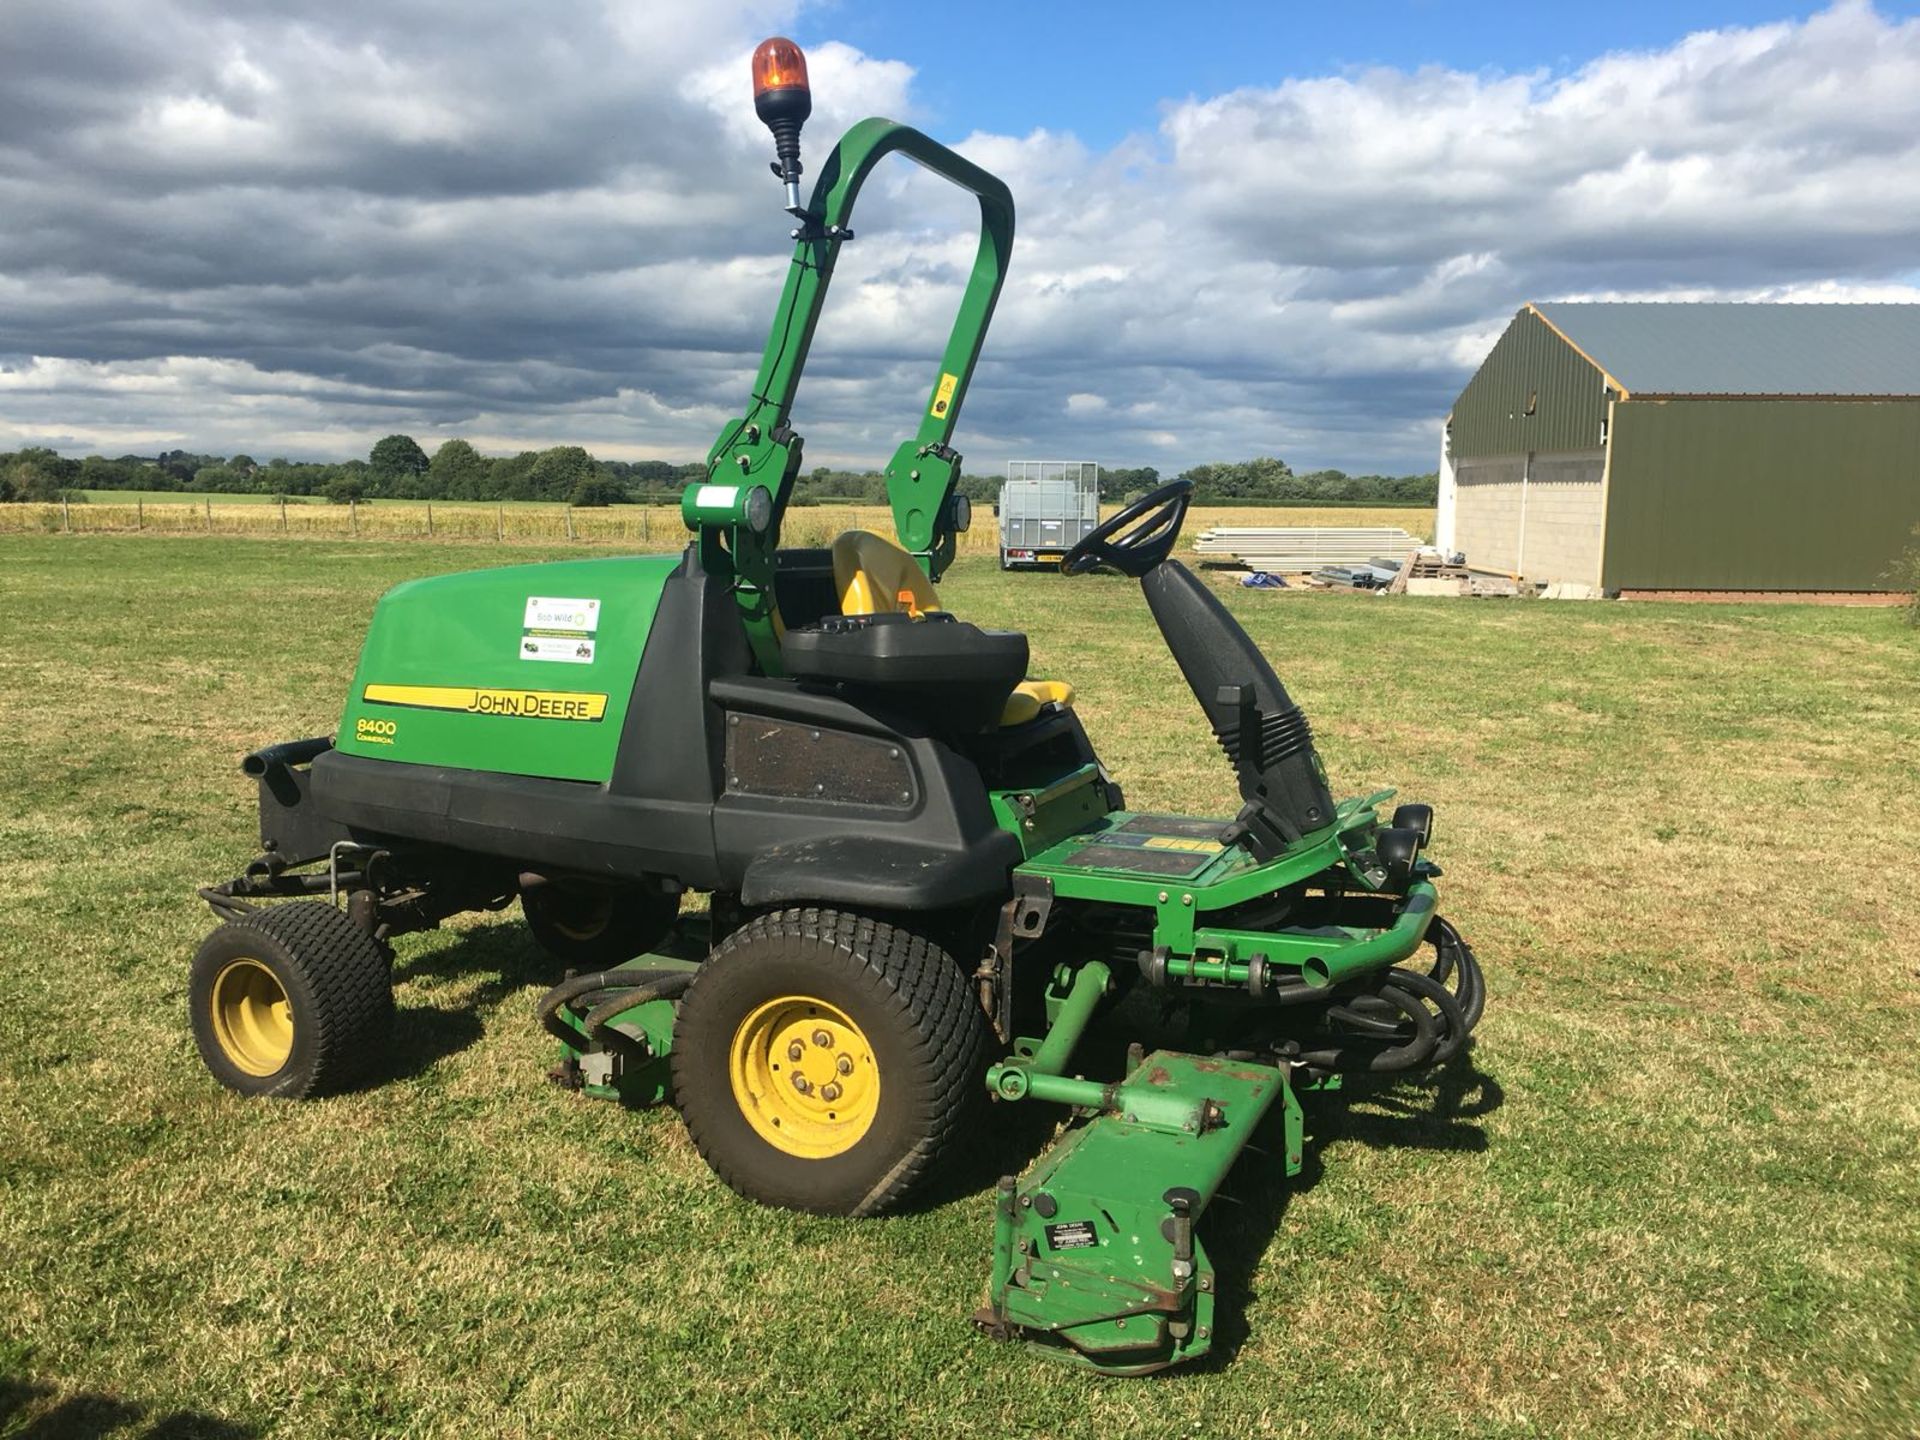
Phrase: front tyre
[
  {"left": 671, "top": 907, "right": 987, "bottom": 1217},
  {"left": 189, "top": 901, "right": 393, "bottom": 1099}
]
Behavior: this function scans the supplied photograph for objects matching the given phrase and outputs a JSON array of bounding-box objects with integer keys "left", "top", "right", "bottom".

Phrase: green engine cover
[{"left": 333, "top": 555, "right": 675, "bottom": 783}]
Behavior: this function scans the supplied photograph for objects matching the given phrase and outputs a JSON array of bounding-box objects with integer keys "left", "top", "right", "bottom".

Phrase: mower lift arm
[{"left": 689, "top": 118, "right": 1015, "bottom": 671}]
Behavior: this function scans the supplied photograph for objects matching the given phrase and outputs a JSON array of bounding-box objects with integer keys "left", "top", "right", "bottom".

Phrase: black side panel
[
  {"left": 309, "top": 750, "right": 723, "bottom": 886},
  {"left": 249, "top": 738, "right": 351, "bottom": 865},
  {"left": 727, "top": 717, "right": 917, "bottom": 807},
  {"left": 610, "top": 547, "right": 747, "bottom": 808},
  {"left": 710, "top": 676, "right": 1021, "bottom": 910},
  {"left": 1140, "top": 559, "right": 1336, "bottom": 854}
]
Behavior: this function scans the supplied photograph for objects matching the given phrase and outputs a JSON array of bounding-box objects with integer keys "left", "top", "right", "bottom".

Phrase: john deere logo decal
[{"left": 362, "top": 684, "right": 607, "bottom": 722}]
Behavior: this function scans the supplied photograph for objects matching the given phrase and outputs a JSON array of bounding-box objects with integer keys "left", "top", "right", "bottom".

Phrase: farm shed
[{"left": 1436, "top": 303, "right": 1920, "bottom": 594}]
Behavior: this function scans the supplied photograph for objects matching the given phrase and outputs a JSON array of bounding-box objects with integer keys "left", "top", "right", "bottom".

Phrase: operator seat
[{"left": 829, "top": 530, "right": 1073, "bottom": 727}]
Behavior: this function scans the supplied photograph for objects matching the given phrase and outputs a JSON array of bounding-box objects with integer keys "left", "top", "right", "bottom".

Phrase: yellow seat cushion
[
  {"left": 999, "top": 679, "right": 1075, "bottom": 727},
  {"left": 827, "top": 530, "right": 1073, "bottom": 728}
]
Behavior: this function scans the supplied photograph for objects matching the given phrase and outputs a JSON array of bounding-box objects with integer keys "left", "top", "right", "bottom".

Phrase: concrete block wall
[
  {"left": 1452, "top": 457, "right": 1525, "bottom": 573},
  {"left": 1451, "top": 450, "right": 1605, "bottom": 584}
]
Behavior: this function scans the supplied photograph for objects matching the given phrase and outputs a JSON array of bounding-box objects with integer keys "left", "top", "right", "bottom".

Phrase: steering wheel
[{"left": 1061, "top": 479, "right": 1195, "bottom": 577}]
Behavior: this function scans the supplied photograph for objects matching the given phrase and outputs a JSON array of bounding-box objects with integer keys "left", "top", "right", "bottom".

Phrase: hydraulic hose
[
  {"left": 1426, "top": 917, "right": 1486, "bottom": 1032},
  {"left": 1379, "top": 968, "right": 1469, "bottom": 1065},
  {"left": 536, "top": 967, "right": 695, "bottom": 1048},
  {"left": 581, "top": 971, "right": 696, "bottom": 1040},
  {"left": 1292, "top": 913, "right": 1486, "bottom": 1075}
]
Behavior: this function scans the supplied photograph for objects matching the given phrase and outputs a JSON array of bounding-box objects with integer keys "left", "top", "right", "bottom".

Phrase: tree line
[{"left": 2, "top": 436, "right": 1435, "bottom": 509}]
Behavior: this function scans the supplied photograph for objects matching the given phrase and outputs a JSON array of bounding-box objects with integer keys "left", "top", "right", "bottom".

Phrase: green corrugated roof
[{"left": 1531, "top": 302, "right": 1920, "bottom": 398}]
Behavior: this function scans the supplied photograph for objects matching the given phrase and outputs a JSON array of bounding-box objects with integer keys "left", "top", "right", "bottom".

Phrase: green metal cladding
[
  {"left": 1602, "top": 399, "right": 1920, "bottom": 591},
  {"left": 1449, "top": 306, "right": 1615, "bottom": 459}
]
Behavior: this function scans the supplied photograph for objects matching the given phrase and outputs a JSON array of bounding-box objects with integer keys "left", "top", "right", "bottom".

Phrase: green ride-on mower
[{"left": 190, "top": 37, "right": 1485, "bottom": 1376}]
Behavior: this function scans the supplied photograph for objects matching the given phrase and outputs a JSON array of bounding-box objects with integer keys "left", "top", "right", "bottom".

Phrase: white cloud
[{"left": 3, "top": 1, "right": 1920, "bottom": 471}]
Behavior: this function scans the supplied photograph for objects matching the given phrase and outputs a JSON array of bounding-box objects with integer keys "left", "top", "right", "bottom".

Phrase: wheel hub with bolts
[{"left": 726, "top": 995, "right": 879, "bottom": 1159}]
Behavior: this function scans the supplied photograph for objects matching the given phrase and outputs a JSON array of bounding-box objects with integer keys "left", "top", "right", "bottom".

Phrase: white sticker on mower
[
  {"left": 524, "top": 596, "right": 601, "bottom": 633},
  {"left": 694, "top": 484, "right": 738, "bottom": 509},
  {"left": 520, "top": 635, "right": 596, "bottom": 664}
]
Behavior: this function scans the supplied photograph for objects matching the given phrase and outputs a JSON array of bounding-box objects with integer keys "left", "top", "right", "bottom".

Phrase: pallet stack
[{"left": 1387, "top": 551, "right": 1474, "bottom": 596}]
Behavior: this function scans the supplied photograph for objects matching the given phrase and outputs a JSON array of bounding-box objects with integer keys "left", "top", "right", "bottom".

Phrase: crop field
[
  {"left": 6, "top": 500, "right": 1433, "bottom": 553},
  {"left": 2, "top": 534, "right": 1916, "bottom": 1439}
]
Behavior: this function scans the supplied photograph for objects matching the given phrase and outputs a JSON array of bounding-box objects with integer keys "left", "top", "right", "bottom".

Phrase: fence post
[
  {"left": 137, "top": 500, "right": 143, "bottom": 531},
  {"left": 205, "top": 496, "right": 212, "bottom": 532},
  {"left": 643, "top": 506, "right": 650, "bottom": 543},
  {"left": 281, "top": 498, "right": 288, "bottom": 533},
  {"left": 350, "top": 499, "right": 358, "bottom": 536},
  {"left": 496, "top": 505, "right": 504, "bottom": 542},
  {"left": 566, "top": 506, "right": 574, "bottom": 542},
  {"left": 426, "top": 502, "right": 433, "bottom": 538},
  {"left": 62, "top": 497, "right": 70, "bottom": 532}
]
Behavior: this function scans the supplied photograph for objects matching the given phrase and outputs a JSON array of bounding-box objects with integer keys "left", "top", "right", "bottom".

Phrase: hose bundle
[
  {"left": 536, "top": 966, "right": 697, "bottom": 1053},
  {"left": 1295, "top": 917, "right": 1484, "bottom": 1074}
]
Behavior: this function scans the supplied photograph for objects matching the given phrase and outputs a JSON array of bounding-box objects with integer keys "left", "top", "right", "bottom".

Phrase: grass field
[
  {"left": 12, "top": 500, "right": 1434, "bottom": 553},
  {"left": 2, "top": 535, "right": 1916, "bottom": 1439}
]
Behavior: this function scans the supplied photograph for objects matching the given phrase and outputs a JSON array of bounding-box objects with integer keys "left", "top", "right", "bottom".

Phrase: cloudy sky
[{"left": 3, "top": 0, "right": 1919, "bottom": 474}]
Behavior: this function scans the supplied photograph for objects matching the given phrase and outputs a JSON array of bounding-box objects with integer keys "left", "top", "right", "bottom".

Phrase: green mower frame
[{"left": 191, "top": 40, "right": 1486, "bottom": 1376}]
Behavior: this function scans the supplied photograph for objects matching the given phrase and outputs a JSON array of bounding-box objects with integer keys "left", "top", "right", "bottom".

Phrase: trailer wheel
[
  {"left": 672, "top": 907, "right": 987, "bottom": 1217},
  {"left": 522, "top": 881, "right": 678, "bottom": 967},
  {"left": 189, "top": 902, "right": 393, "bottom": 1099}
]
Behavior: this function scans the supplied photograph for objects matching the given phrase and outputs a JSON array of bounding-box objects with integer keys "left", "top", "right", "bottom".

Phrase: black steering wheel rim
[{"left": 1061, "top": 479, "right": 1195, "bottom": 577}]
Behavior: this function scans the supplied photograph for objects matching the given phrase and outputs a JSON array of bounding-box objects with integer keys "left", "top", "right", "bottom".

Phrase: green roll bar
[{"left": 685, "top": 118, "right": 1016, "bottom": 671}]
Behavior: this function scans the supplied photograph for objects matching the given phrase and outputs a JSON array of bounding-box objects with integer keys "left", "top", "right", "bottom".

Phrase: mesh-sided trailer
[{"left": 998, "top": 461, "right": 1099, "bottom": 570}]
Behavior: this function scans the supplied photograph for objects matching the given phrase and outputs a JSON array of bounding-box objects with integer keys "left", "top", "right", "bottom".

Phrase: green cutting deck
[{"left": 981, "top": 1048, "right": 1303, "bottom": 1373}]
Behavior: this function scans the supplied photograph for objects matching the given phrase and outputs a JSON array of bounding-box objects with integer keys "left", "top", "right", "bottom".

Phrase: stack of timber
[{"left": 1191, "top": 526, "right": 1420, "bottom": 573}]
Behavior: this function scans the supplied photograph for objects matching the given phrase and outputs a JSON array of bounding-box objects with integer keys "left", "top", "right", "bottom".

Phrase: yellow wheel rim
[
  {"left": 209, "top": 958, "right": 294, "bottom": 1077},
  {"left": 728, "top": 996, "right": 879, "bottom": 1159}
]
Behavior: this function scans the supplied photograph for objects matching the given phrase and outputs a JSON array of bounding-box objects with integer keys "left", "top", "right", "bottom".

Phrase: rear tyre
[
  {"left": 522, "top": 881, "right": 679, "bottom": 967},
  {"left": 190, "top": 901, "right": 393, "bottom": 1099},
  {"left": 672, "top": 907, "right": 988, "bottom": 1217}
]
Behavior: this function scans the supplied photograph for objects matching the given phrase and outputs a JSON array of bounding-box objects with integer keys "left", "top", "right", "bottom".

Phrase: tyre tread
[
  {"left": 232, "top": 901, "right": 393, "bottom": 1097},
  {"left": 673, "top": 906, "right": 986, "bottom": 1216}
]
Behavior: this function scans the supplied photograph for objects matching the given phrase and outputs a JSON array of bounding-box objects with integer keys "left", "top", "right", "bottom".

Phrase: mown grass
[{"left": 1, "top": 535, "right": 1915, "bottom": 1439}]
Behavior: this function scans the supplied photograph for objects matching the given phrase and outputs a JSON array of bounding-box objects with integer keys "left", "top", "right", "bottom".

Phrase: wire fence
[{"left": 0, "top": 498, "right": 1432, "bottom": 553}]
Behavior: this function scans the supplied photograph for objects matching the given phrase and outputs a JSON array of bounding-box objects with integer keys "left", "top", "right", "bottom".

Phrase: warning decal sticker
[
  {"left": 930, "top": 371, "right": 959, "bottom": 418},
  {"left": 1142, "top": 835, "right": 1225, "bottom": 854}
]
